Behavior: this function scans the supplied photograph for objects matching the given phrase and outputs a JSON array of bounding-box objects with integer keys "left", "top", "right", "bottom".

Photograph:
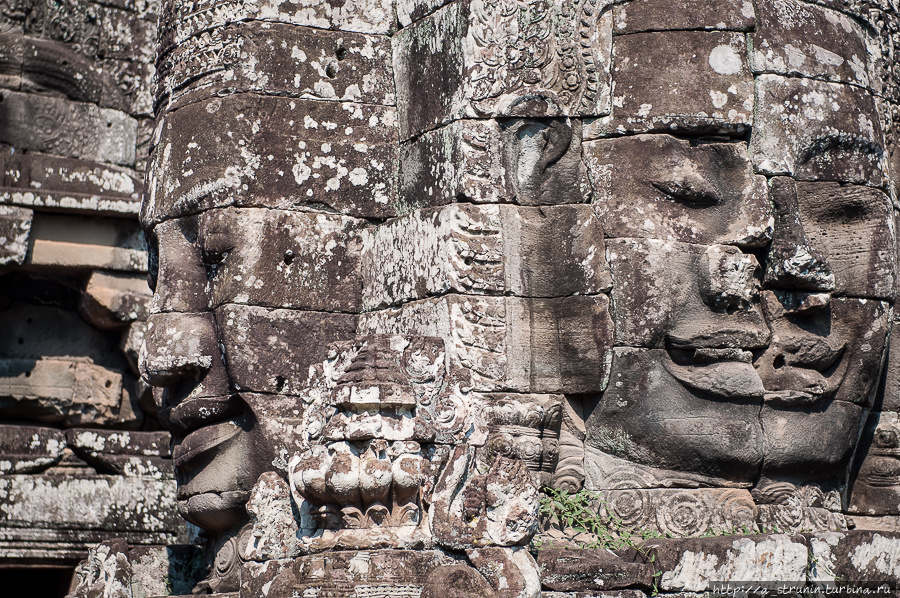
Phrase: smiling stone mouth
[
  {"left": 160, "top": 393, "right": 244, "bottom": 436},
  {"left": 664, "top": 348, "right": 765, "bottom": 401},
  {"left": 172, "top": 417, "right": 244, "bottom": 468},
  {"left": 756, "top": 338, "right": 846, "bottom": 407}
]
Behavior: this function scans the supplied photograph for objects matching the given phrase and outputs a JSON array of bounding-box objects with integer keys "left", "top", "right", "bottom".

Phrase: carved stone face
[
  {"left": 140, "top": 209, "right": 359, "bottom": 532},
  {"left": 580, "top": 8, "right": 896, "bottom": 500}
]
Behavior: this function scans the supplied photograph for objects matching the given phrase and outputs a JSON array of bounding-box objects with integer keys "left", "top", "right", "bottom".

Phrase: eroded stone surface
[
  {"left": 750, "top": 0, "right": 872, "bottom": 88},
  {"left": 603, "top": 31, "right": 753, "bottom": 135},
  {"left": 360, "top": 294, "right": 613, "bottom": 394},
  {"left": 144, "top": 95, "right": 399, "bottom": 224},
  {"left": 79, "top": 271, "right": 152, "bottom": 330},
  {"left": 393, "top": 0, "right": 613, "bottom": 139},
  {"left": 157, "top": 22, "right": 395, "bottom": 112},
  {"left": 749, "top": 75, "right": 886, "bottom": 185},
  {"left": 0, "top": 90, "right": 137, "bottom": 166},
  {"left": 613, "top": 0, "right": 755, "bottom": 34},
  {"left": 361, "top": 204, "right": 610, "bottom": 309}
]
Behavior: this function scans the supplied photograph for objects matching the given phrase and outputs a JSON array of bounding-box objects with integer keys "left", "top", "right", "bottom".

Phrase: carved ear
[{"left": 501, "top": 118, "right": 576, "bottom": 205}]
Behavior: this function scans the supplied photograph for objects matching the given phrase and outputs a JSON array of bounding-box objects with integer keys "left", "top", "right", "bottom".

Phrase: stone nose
[
  {"left": 139, "top": 312, "right": 220, "bottom": 387},
  {"left": 763, "top": 177, "right": 834, "bottom": 294},
  {"left": 699, "top": 244, "right": 761, "bottom": 312}
]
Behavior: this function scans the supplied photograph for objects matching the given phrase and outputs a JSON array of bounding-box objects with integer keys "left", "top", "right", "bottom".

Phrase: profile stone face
[{"left": 123, "top": 0, "right": 900, "bottom": 593}]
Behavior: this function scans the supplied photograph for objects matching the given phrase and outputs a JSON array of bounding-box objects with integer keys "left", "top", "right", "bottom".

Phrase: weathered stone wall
[
  {"left": 0, "top": 0, "right": 184, "bottom": 582},
  {"left": 67, "top": 0, "right": 900, "bottom": 595}
]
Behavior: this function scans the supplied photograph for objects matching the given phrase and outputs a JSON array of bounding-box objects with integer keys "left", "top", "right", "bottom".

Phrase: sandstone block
[
  {"left": 808, "top": 531, "right": 900, "bottom": 586},
  {"left": 359, "top": 294, "right": 613, "bottom": 394},
  {"left": 245, "top": 472, "right": 299, "bottom": 561},
  {"left": 158, "top": 0, "right": 396, "bottom": 59},
  {"left": 0, "top": 303, "right": 129, "bottom": 367},
  {"left": 431, "top": 446, "right": 540, "bottom": 549},
  {"left": 538, "top": 548, "right": 655, "bottom": 591},
  {"left": 0, "top": 151, "right": 143, "bottom": 203},
  {"left": 750, "top": 0, "right": 872, "bottom": 89},
  {"left": 0, "top": 32, "right": 23, "bottom": 90},
  {"left": 215, "top": 304, "right": 358, "bottom": 395},
  {"left": 67, "top": 429, "right": 172, "bottom": 477},
  {"left": 399, "top": 118, "right": 591, "bottom": 209},
  {"left": 0, "top": 205, "right": 32, "bottom": 266},
  {"left": 0, "top": 424, "right": 65, "bottom": 474},
  {"left": 467, "top": 547, "right": 541, "bottom": 598},
  {"left": 157, "top": 22, "right": 394, "bottom": 112},
  {"left": 98, "top": 7, "right": 155, "bottom": 63},
  {"left": 260, "top": 549, "right": 460, "bottom": 598},
  {"left": 361, "top": 204, "right": 610, "bottom": 310},
  {"left": 392, "top": 0, "right": 613, "bottom": 139},
  {"left": 749, "top": 75, "right": 886, "bottom": 185},
  {"left": 757, "top": 503, "right": 848, "bottom": 533},
  {"left": 41, "top": 0, "right": 101, "bottom": 59},
  {"left": 0, "top": 359, "right": 127, "bottom": 426},
  {"left": 0, "top": 90, "right": 137, "bottom": 165},
  {"left": 144, "top": 95, "right": 398, "bottom": 223},
  {"left": 19, "top": 36, "right": 94, "bottom": 102},
  {"left": 784, "top": 179, "right": 895, "bottom": 300},
  {"left": 199, "top": 207, "right": 363, "bottom": 313},
  {"left": 0, "top": 474, "right": 180, "bottom": 534},
  {"left": 597, "top": 488, "right": 758, "bottom": 537},
  {"left": 29, "top": 239, "right": 147, "bottom": 272},
  {"left": 478, "top": 393, "right": 563, "bottom": 488},
  {"left": 96, "top": 58, "right": 155, "bottom": 117},
  {"left": 26, "top": 213, "right": 147, "bottom": 272},
  {"left": 602, "top": 31, "right": 753, "bottom": 135},
  {"left": 613, "top": 0, "right": 755, "bottom": 34},
  {"left": 79, "top": 271, "right": 152, "bottom": 330},
  {"left": 584, "top": 134, "right": 770, "bottom": 247},
  {"left": 649, "top": 534, "right": 809, "bottom": 591},
  {"left": 0, "top": 148, "right": 144, "bottom": 214}
]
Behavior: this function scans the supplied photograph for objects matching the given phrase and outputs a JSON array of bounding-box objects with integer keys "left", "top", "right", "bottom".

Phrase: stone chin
[
  {"left": 587, "top": 348, "right": 765, "bottom": 484},
  {"left": 178, "top": 491, "right": 251, "bottom": 532},
  {"left": 172, "top": 418, "right": 273, "bottom": 533}
]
